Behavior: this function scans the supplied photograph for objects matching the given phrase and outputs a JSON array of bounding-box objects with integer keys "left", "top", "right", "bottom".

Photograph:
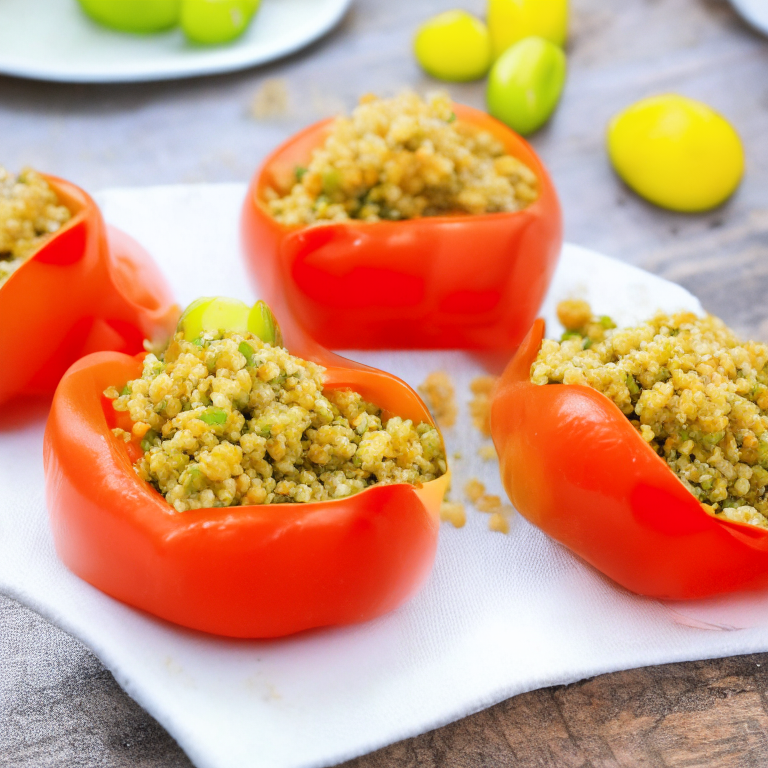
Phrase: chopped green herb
[
  {"left": 239, "top": 341, "right": 255, "bottom": 366},
  {"left": 120, "top": 385, "right": 131, "bottom": 396},
  {"left": 141, "top": 430, "right": 158, "bottom": 452},
  {"left": 701, "top": 430, "right": 725, "bottom": 447},
  {"left": 200, "top": 407, "right": 227, "bottom": 426},
  {"left": 295, "top": 166, "right": 307, "bottom": 181}
]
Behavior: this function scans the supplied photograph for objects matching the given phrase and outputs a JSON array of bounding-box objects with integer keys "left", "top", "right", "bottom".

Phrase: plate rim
[{"left": 0, "top": 0, "right": 352, "bottom": 84}]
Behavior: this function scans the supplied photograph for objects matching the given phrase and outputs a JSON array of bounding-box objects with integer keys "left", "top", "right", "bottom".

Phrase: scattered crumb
[
  {"left": 469, "top": 375, "right": 498, "bottom": 436},
  {"left": 111, "top": 428, "right": 131, "bottom": 443},
  {"left": 440, "top": 501, "right": 466, "bottom": 528},
  {"left": 478, "top": 445, "right": 497, "bottom": 461},
  {"left": 464, "top": 478, "right": 485, "bottom": 503},
  {"left": 557, "top": 298, "right": 592, "bottom": 330},
  {"left": 488, "top": 511, "right": 510, "bottom": 534},
  {"left": 419, "top": 371, "right": 458, "bottom": 428},
  {"left": 476, "top": 494, "right": 502, "bottom": 512},
  {"left": 249, "top": 78, "right": 290, "bottom": 119},
  {"left": 453, "top": 451, "right": 462, "bottom": 460}
]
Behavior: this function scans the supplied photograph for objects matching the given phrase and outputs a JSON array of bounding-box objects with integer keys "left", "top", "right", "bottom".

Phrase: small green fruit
[
  {"left": 178, "top": 297, "right": 282, "bottom": 345},
  {"left": 486, "top": 36, "right": 567, "bottom": 136},
  {"left": 77, "top": 0, "right": 181, "bottom": 34},
  {"left": 181, "top": 0, "right": 261, "bottom": 45}
]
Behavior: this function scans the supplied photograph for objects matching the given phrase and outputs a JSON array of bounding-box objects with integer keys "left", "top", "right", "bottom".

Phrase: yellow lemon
[
  {"left": 608, "top": 95, "right": 745, "bottom": 212},
  {"left": 414, "top": 10, "right": 492, "bottom": 82},
  {"left": 487, "top": 0, "right": 568, "bottom": 60}
]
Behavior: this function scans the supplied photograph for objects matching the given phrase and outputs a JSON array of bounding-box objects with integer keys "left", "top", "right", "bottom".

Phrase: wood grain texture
[
  {"left": 343, "top": 654, "right": 768, "bottom": 768},
  {"left": 1, "top": 0, "right": 768, "bottom": 766}
]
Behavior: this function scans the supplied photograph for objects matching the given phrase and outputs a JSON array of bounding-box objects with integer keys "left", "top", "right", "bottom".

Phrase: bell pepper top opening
[
  {"left": 104, "top": 298, "right": 448, "bottom": 513},
  {"left": 527, "top": 301, "right": 768, "bottom": 536},
  {"left": 253, "top": 97, "right": 555, "bottom": 231},
  {"left": 0, "top": 168, "right": 78, "bottom": 288}
]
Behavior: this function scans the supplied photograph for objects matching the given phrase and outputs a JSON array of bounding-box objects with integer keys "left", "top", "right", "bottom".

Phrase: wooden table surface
[{"left": 1, "top": 0, "right": 768, "bottom": 766}]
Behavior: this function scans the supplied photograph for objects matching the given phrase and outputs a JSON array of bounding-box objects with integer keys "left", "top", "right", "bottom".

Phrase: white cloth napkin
[{"left": 3, "top": 183, "right": 768, "bottom": 768}]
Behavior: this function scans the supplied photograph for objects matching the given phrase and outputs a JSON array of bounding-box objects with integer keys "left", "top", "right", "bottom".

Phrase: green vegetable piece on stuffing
[
  {"left": 177, "top": 297, "right": 282, "bottom": 346},
  {"left": 200, "top": 407, "right": 228, "bottom": 426},
  {"left": 141, "top": 430, "right": 158, "bottom": 452},
  {"left": 239, "top": 341, "right": 256, "bottom": 366}
]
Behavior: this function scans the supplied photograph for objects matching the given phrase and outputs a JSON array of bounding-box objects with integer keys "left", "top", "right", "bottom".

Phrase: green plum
[
  {"left": 486, "top": 36, "right": 567, "bottom": 136},
  {"left": 180, "top": 0, "right": 261, "bottom": 45},
  {"left": 177, "top": 297, "right": 282, "bottom": 346},
  {"left": 77, "top": 0, "right": 181, "bottom": 34}
]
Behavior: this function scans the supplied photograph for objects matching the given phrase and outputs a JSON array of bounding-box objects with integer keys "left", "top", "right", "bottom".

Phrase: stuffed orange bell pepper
[
  {"left": 0, "top": 172, "right": 178, "bottom": 406},
  {"left": 491, "top": 317, "right": 768, "bottom": 600},
  {"left": 241, "top": 95, "right": 562, "bottom": 351},
  {"left": 44, "top": 298, "right": 449, "bottom": 638}
]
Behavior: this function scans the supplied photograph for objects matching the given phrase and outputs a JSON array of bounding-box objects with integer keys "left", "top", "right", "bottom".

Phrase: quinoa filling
[
  {"left": 531, "top": 300, "right": 768, "bottom": 530},
  {"left": 107, "top": 330, "right": 446, "bottom": 511},
  {"left": 0, "top": 167, "right": 71, "bottom": 288},
  {"left": 266, "top": 91, "right": 539, "bottom": 225}
]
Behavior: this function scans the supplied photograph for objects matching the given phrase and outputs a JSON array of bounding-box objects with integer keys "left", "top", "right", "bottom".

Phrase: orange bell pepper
[
  {"left": 44, "top": 322, "right": 449, "bottom": 638},
  {"left": 491, "top": 319, "right": 768, "bottom": 600},
  {"left": 0, "top": 175, "right": 178, "bottom": 406},
  {"left": 241, "top": 104, "right": 562, "bottom": 351}
]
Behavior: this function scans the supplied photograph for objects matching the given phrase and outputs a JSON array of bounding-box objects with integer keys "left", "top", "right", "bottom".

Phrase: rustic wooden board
[{"left": 1, "top": 0, "right": 768, "bottom": 765}]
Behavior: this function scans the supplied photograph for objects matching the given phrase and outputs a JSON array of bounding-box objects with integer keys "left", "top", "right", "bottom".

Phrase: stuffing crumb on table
[
  {"left": 469, "top": 375, "right": 497, "bottom": 436},
  {"left": 419, "top": 370, "right": 458, "bottom": 428},
  {"left": 418, "top": 370, "right": 514, "bottom": 534}
]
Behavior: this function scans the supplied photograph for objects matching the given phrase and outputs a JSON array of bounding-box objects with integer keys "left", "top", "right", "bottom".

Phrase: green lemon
[
  {"left": 486, "top": 36, "right": 567, "bottom": 135},
  {"left": 608, "top": 95, "right": 745, "bottom": 212},
  {"left": 487, "top": 0, "right": 569, "bottom": 60},
  {"left": 181, "top": 0, "right": 260, "bottom": 45},
  {"left": 414, "top": 10, "right": 492, "bottom": 82},
  {"left": 178, "top": 297, "right": 282, "bottom": 345},
  {"left": 77, "top": 0, "right": 181, "bottom": 33}
]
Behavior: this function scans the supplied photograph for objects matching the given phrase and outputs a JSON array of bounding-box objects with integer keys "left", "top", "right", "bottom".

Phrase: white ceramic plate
[
  {"left": 729, "top": 0, "right": 768, "bottom": 35},
  {"left": 0, "top": 0, "right": 352, "bottom": 83}
]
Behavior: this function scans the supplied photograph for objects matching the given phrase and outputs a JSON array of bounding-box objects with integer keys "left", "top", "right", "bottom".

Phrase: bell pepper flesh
[
  {"left": 0, "top": 175, "right": 178, "bottom": 406},
  {"left": 44, "top": 340, "right": 449, "bottom": 638},
  {"left": 241, "top": 104, "right": 562, "bottom": 351},
  {"left": 491, "top": 319, "right": 768, "bottom": 600}
]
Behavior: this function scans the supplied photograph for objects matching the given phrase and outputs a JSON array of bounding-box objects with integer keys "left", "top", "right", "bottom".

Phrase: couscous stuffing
[
  {"left": 107, "top": 330, "right": 446, "bottom": 511},
  {"left": 532, "top": 301, "right": 768, "bottom": 530},
  {"left": 0, "top": 167, "right": 71, "bottom": 288},
  {"left": 266, "top": 91, "right": 539, "bottom": 225}
]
